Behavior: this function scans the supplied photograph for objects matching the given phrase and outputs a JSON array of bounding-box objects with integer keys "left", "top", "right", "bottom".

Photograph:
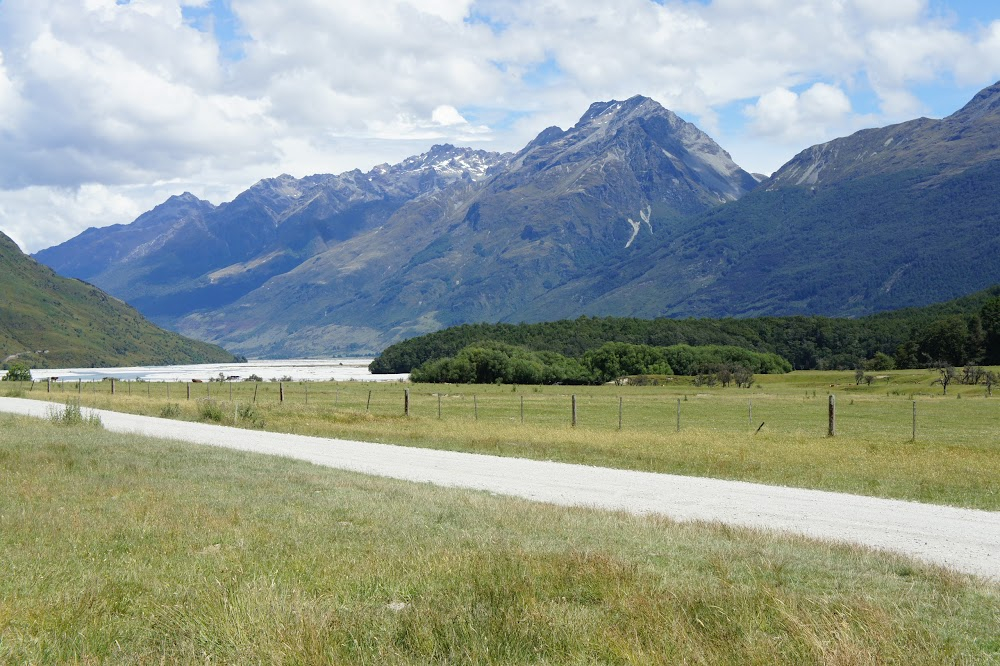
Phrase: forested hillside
[{"left": 371, "top": 286, "right": 1000, "bottom": 378}]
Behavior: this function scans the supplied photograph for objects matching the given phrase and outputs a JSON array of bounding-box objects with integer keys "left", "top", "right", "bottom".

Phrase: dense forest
[{"left": 371, "top": 286, "right": 1000, "bottom": 384}]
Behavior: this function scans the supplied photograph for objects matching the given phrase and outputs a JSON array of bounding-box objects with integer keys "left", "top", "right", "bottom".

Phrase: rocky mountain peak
[{"left": 384, "top": 144, "right": 510, "bottom": 181}]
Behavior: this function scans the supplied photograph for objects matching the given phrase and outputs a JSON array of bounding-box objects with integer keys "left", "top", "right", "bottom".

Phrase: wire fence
[{"left": 7, "top": 377, "right": 999, "bottom": 443}]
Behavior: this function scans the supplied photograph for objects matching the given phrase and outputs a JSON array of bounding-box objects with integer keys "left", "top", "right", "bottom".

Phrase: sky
[{"left": 1, "top": 0, "right": 999, "bottom": 253}]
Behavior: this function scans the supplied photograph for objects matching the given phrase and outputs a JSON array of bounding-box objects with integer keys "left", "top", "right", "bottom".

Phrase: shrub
[
  {"left": 160, "top": 403, "right": 182, "bottom": 419},
  {"left": 236, "top": 403, "right": 265, "bottom": 428},
  {"left": 49, "top": 401, "right": 102, "bottom": 427},
  {"left": 2, "top": 362, "right": 31, "bottom": 382},
  {"left": 198, "top": 399, "right": 224, "bottom": 423}
]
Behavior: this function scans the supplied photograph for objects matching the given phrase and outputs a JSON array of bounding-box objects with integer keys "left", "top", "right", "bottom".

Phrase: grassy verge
[
  {"left": 0, "top": 414, "right": 997, "bottom": 663},
  {"left": 12, "top": 368, "right": 1000, "bottom": 510}
]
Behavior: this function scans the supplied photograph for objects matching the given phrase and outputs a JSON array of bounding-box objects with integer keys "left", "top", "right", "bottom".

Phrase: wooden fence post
[
  {"left": 404, "top": 388, "right": 410, "bottom": 416},
  {"left": 111, "top": 379, "right": 115, "bottom": 395},
  {"left": 366, "top": 390, "right": 371, "bottom": 412},
  {"left": 828, "top": 395, "right": 836, "bottom": 437},
  {"left": 187, "top": 383, "right": 191, "bottom": 401},
  {"left": 47, "top": 378, "right": 50, "bottom": 393},
  {"left": 279, "top": 382, "right": 283, "bottom": 403}
]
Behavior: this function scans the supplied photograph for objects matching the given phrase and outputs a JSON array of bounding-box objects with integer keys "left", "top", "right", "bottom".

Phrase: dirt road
[{"left": 2, "top": 397, "right": 996, "bottom": 580}]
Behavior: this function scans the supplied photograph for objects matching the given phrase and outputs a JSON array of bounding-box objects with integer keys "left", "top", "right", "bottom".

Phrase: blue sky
[{"left": 1, "top": 0, "right": 999, "bottom": 252}]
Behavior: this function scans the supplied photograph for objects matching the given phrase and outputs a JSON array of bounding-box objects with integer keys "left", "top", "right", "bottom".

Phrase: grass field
[
  {"left": 1, "top": 413, "right": 998, "bottom": 663},
  {"left": 8, "top": 368, "right": 1000, "bottom": 510}
]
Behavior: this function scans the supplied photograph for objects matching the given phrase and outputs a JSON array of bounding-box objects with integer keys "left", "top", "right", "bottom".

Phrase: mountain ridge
[{"left": 30, "top": 83, "right": 1000, "bottom": 357}]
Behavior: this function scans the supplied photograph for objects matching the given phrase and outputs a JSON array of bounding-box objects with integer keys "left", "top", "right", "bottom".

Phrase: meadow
[
  {"left": 1, "top": 412, "right": 998, "bottom": 663},
  {"left": 8, "top": 368, "right": 1000, "bottom": 510}
]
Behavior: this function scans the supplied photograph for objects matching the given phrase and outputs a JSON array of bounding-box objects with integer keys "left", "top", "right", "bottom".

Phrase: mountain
[
  {"left": 168, "top": 96, "right": 759, "bottom": 355},
  {"left": 35, "top": 144, "right": 510, "bottom": 322},
  {"left": 42, "top": 83, "right": 1000, "bottom": 360},
  {"left": 524, "top": 81, "right": 1000, "bottom": 321},
  {"left": 0, "top": 231, "right": 234, "bottom": 369}
]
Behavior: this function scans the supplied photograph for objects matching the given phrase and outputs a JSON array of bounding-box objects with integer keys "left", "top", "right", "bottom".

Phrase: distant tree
[
  {"left": 894, "top": 340, "right": 921, "bottom": 369},
  {"left": 981, "top": 297, "right": 1000, "bottom": 364},
  {"left": 962, "top": 365, "right": 985, "bottom": 386},
  {"left": 2, "top": 363, "right": 31, "bottom": 382},
  {"left": 932, "top": 366, "right": 957, "bottom": 395},
  {"left": 865, "top": 352, "right": 895, "bottom": 371},
  {"left": 919, "top": 316, "right": 969, "bottom": 366},
  {"left": 864, "top": 374, "right": 875, "bottom": 386},
  {"left": 733, "top": 366, "right": 754, "bottom": 389},
  {"left": 985, "top": 371, "right": 996, "bottom": 397},
  {"left": 855, "top": 367, "right": 865, "bottom": 385}
]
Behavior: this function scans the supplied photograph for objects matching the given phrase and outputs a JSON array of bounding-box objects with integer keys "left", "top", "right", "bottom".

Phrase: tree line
[
  {"left": 372, "top": 286, "right": 1000, "bottom": 379},
  {"left": 408, "top": 341, "right": 790, "bottom": 385}
]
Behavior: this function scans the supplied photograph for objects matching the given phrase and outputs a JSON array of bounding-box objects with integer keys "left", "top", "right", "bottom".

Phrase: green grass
[
  {"left": 0, "top": 414, "right": 997, "bottom": 663},
  {"left": 15, "top": 368, "right": 1000, "bottom": 510}
]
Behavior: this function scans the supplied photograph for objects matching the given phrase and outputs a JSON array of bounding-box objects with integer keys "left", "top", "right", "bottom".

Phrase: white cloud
[
  {"left": 1, "top": 0, "right": 1000, "bottom": 251},
  {"left": 745, "top": 83, "right": 854, "bottom": 141}
]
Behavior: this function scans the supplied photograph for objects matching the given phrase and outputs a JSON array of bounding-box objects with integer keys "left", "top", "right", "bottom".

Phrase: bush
[
  {"left": 160, "top": 403, "right": 182, "bottom": 419},
  {"left": 198, "top": 399, "right": 224, "bottom": 423},
  {"left": 49, "top": 401, "right": 102, "bottom": 427},
  {"left": 236, "top": 403, "right": 265, "bottom": 428},
  {"left": 2, "top": 362, "right": 31, "bottom": 382}
]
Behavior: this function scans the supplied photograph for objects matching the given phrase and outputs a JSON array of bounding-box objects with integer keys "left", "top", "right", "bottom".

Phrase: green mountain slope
[{"left": 0, "top": 231, "right": 235, "bottom": 369}]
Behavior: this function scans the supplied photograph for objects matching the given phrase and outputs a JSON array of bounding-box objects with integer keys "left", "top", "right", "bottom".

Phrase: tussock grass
[
  {"left": 0, "top": 415, "right": 997, "bottom": 663},
  {"left": 17, "top": 369, "right": 1000, "bottom": 509}
]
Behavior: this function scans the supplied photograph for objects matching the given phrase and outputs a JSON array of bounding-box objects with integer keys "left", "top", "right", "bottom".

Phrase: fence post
[
  {"left": 279, "top": 382, "right": 283, "bottom": 403},
  {"left": 676, "top": 398, "right": 681, "bottom": 432},
  {"left": 618, "top": 396, "right": 623, "bottom": 431},
  {"left": 187, "top": 383, "right": 191, "bottom": 401},
  {"left": 47, "top": 378, "right": 51, "bottom": 393},
  {"left": 128, "top": 380, "right": 131, "bottom": 396},
  {"left": 404, "top": 388, "right": 410, "bottom": 416},
  {"left": 366, "top": 390, "right": 371, "bottom": 412},
  {"left": 828, "top": 395, "right": 836, "bottom": 437},
  {"left": 572, "top": 394, "right": 577, "bottom": 427},
  {"left": 111, "top": 379, "right": 115, "bottom": 395},
  {"left": 230, "top": 381, "right": 234, "bottom": 401},
  {"left": 912, "top": 400, "right": 916, "bottom": 441}
]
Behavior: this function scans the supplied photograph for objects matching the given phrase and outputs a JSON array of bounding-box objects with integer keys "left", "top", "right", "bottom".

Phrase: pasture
[
  {"left": 0, "top": 414, "right": 997, "bottom": 663},
  {"left": 8, "top": 368, "right": 1000, "bottom": 510}
]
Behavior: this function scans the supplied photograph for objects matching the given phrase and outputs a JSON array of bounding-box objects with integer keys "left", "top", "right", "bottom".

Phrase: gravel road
[{"left": 2, "top": 397, "right": 997, "bottom": 580}]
